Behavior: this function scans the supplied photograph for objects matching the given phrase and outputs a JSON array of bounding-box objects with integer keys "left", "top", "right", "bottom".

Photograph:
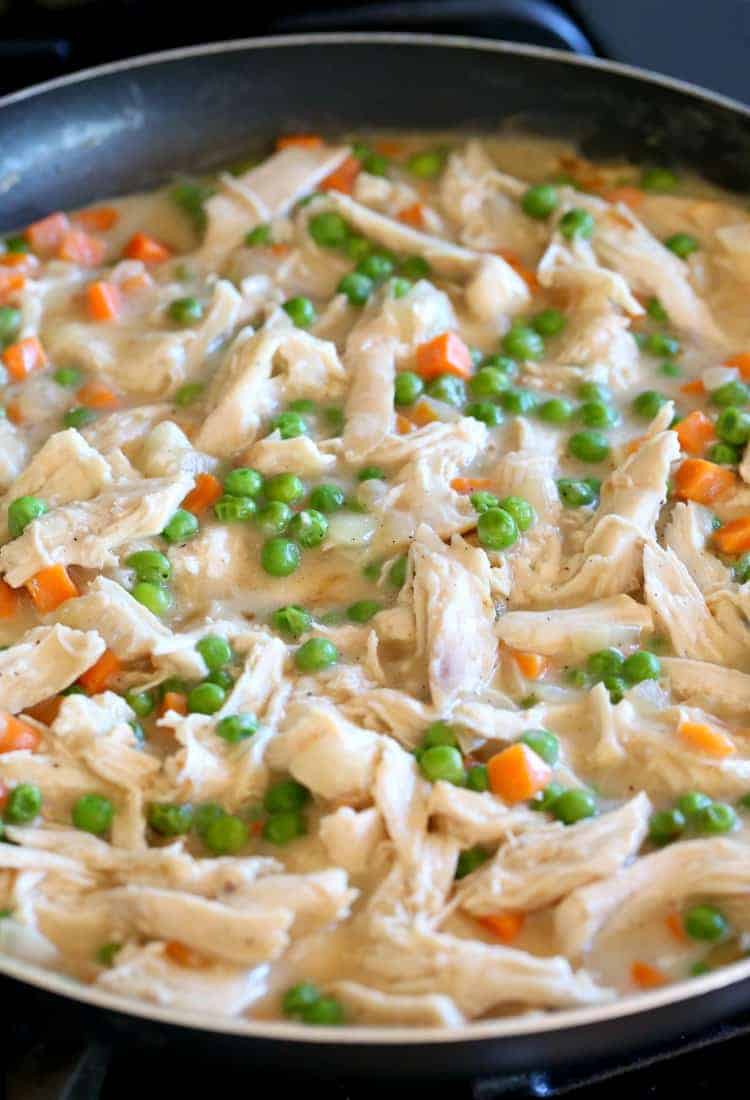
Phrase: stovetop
[{"left": 1, "top": 0, "right": 748, "bottom": 1094}]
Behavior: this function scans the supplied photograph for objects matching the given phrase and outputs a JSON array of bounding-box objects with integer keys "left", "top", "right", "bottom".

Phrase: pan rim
[{"left": 1, "top": 29, "right": 749, "bottom": 1047}]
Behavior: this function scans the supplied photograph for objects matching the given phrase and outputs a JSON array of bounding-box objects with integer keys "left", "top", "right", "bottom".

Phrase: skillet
[{"left": 1, "top": 32, "right": 750, "bottom": 1080}]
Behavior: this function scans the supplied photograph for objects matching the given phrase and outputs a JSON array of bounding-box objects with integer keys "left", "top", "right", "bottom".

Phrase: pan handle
[{"left": 270, "top": 0, "right": 596, "bottom": 56}]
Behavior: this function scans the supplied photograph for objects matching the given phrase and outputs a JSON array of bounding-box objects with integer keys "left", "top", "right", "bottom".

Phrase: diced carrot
[
  {"left": 665, "top": 911, "right": 687, "bottom": 943},
  {"left": 415, "top": 332, "right": 473, "bottom": 380},
  {"left": 0, "top": 713, "right": 41, "bottom": 754},
  {"left": 679, "top": 378, "right": 705, "bottom": 397},
  {"left": 78, "top": 649, "right": 121, "bottom": 694},
  {"left": 478, "top": 912, "right": 525, "bottom": 944},
  {"left": 631, "top": 961, "right": 667, "bottom": 989},
  {"left": 120, "top": 271, "right": 153, "bottom": 294},
  {"left": 24, "top": 696, "right": 62, "bottom": 726},
  {"left": 75, "top": 380, "right": 118, "bottom": 410},
  {"left": 494, "top": 249, "right": 539, "bottom": 291},
  {"left": 320, "top": 155, "right": 361, "bottom": 195},
  {"left": 450, "top": 477, "right": 493, "bottom": 493},
  {"left": 181, "top": 473, "right": 223, "bottom": 514},
  {"left": 603, "top": 186, "right": 644, "bottom": 209},
  {"left": 86, "top": 280, "right": 121, "bottom": 322},
  {"left": 724, "top": 352, "right": 750, "bottom": 381},
  {"left": 0, "top": 580, "right": 19, "bottom": 620},
  {"left": 72, "top": 206, "right": 119, "bottom": 232},
  {"left": 276, "top": 134, "right": 324, "bottom": 151},
  {"left": 2, "top": 336, "right": 48, "bottom": 382},
  {"left": 25, "top": 211, "right": 69, "bottom": 253},
  {"left": 714, "top": 516, "right": 750, "bottom": 555},
  {"left": 398, "top": 202, "right": 425, "bottom": 229},
  {"left": 510, "top": 650, "right": 548, "bottom": 680},
  {"left": 373, "top": 139, "right": 404, "bottom": 158},
  {"left": 250, "top": 818, "right": 264, "bottom": 836},
  {"left": 164, "top": 940, "right": 211, "bottom": 968},
  {"left": 161, "top": 692, "right": 188, "bottom": 717},
  {"left": 123, "top": 232, "right": 171, "bottom": 264},
  {"left": 0, "top": 252, "right": 38, "bottom": 272},
  {"left": 5, "top": 400, "right": 23, "bottom": 425},
  {"left": 0, "top": 271, "right": 25, "bottom": 305},
  {"left": 487, "top": 742, "right": 552, "bottom": 805},
  {"left": 678, "top": 720, "right": 736, "bottom": 758},
  {"left": 676, "top": 409, "right": 716, "bottom": 455},
  {"left": 396, "top": 413, "right": 415, "bottom": 435},
  {"left": 26, "top": 565, "right": 79, "bottom": 613},
  {"left": 674, "top": 458, "right": 736, "bottom": 504},
  {"left": 57, "top": 228, "right": 106, "bottom": 267},
  {"left": 270, "top": 242, "right": 291, "bottom": 257},
  {"left": 409, "top": 399, "right": 440, "bottom": 427}
]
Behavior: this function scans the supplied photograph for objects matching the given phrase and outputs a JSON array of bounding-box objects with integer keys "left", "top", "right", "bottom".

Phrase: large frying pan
[{"left": 1, "top": 33, "right": 750, "bottom": 1081}]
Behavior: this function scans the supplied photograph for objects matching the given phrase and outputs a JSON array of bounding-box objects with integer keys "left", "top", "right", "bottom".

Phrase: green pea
[
  {"left": 419, "top": 745, "right": 466, "bottom": 785},
  {"left": 307, "top": 484, "right": 344, "bottom": 514},
  {"left": 645, "top": 296, "right": 669, "bottom": 322},
  {"left": 158, "top": 677, "right": 189, "bottom": 699},
  {"left": 665, "top": 232, "right": 698, "bottom": 258},
  {"left": 422, "top": 721, "right": 459, "bottom": 750},
  {"left": 283, "top": 296, "right": 317, "bottom": 328},
  {"left": 338, "top": 271, "right": 374, "bottom": 306},
  {"left": 147, "top": 802, "right": 193, "bottom": 836},
  {"left": 483, "top": 354, "right": 518, "bottom": 378},
  {"left": 399, "top": 255, "right": 431, "bottom": 280},
  {"left": 557, "top": 477, "right": 598, "bottom": 508},
  {"left": 214, "top": 495, "right": 257, "bottom": 523},
  {"left": 96, "top": 942, "right": 122, "bottom": 967},
  {"left": 287, "top": 509, "right": 328, "bottom": 548},
  {"left": 201, "top": 814, "right": 248, "bottom": 855},
  {"left": 294, "top": 637, "right": 339, "bottom": 672},
  {"left": 362, "top": 152, "right": 388, "bottom": 176},
  {"left": 4, "top": 236, "right": 29, "bottom": 254},
  {"left": 426, "top": 374, "right": 466, "bottom": 406},
  {"left": 538, "top": 397, "right": 575, "bottom": 424},
  {"left": 388, "top": 555, "right": 407, "bottom": 588},
  {"left": 465, "top": 401, "right": 503, "bottom": 426},
  {"left": 470, "top": 491, "right": 500, "bottom": 513},
  {"left": 261, "top": 537, "right": 301, "bottom": 577},
  {"left": 323, "top": 405, "right": 344, "bottom": 434},
  {"left": 161, "top": 509, "right": 199, "bottom": 544},
  {"left": 579, "top": 400, "right": 619, "bottom": 429},
  {"left": 282, "top": 982, "right": 321, "bottom": 1018},
  {"left": 521, "top": 184, "right": 558, "bottom": 219},
  {"left": 677, "top": 791, "right": 712, "bottom": 820},
  {"left": 684, "top": 905, "right": 728, "bottom": 942},
  {"left": 357, "top": 465, "right": 386, "bottom": 482},
  {"left": 502, "top": 325, "right": 544, "bottom": 361},
  {"left": 53, "top": 366, "right": 83, "bottom": 388},
  {"left": 264, "top": 778, "right": 310, "bottom": 814},
  {"left": 394, "top": 371, "right": 424, "bottom": 406},
  {"left": 604, "top": 675, "right": 627, "bottom": 703},
  {"left": 660, "top": 360, "right": 682, "bottom": 378},
  {"left": 356, "top": 251, "right": 395, "bottom": 282},
  {"left": 469, "top": 366, "right": 511, "bottom": 400},
  {"left": 565, "top": 668, "right": 590, "bottom": 689},
  {"left": 644, "top": 332, "right": 680, "bottom": 358},
  {"left": 195, "top": 634, "right": 232, "bottom": 673},
  {"left": 466, "top": 764, "right": 489, "bottom": 792},
  {"left": 308, "top": 212, "right": 350, "bottom": 248},
  {"left": 390, "top": 277, "right": 413, "bottom": 299},
  {"left": 193, "top": 802, "right": 227, "bottom": 838},
  {"left": 694, "top": 802, "right": 738, "bottom": 835},
  {"left": 256, "top": 501, "right": 293, "bottom": 537},
  {"left": 271, "top": 410, "right": 308, "bottom": 440},
  {"left": 125, "top": 689, "right": 154, "bottom": 717},
  {"left": 206, "top": 668, "right": 234, "bottom": 691},
  {"left": 567, "top": 430, "right": 611, "bottom": 464},
  {"left": 551, "top": 788, "right": 597, "bottom": 825},
  {"left": 407, "top": 149, "right": 446, "bottom": 178},
  {"left": 477, "top": 507, "right": 518, "bottom": 551},
  {"left": 8, "top": 495, "right": 48, "bottom": 538},
  {"left": 63, "top": 407, "right": 97, "bottom": 429},
  {"left": 174, "top": 382, "right": 204, "bottom": 406},
  {"left": 648, "top": 808, "right": 686, "bottom": 845},
  {"left": 72, "top": 793, "right": 114, "bottom": 835},
  {"left": 263, "top": 810, "right": 307, "bottom": 844},
  {"left": 531, "top": 308, "right": 566, "bottom": 337},
  {"left": 4, "top": 783, "right": 41, "bottom": 824},
  {"left": 520, "top": 728, "right": 559, "bottom": 765},
  {"left": 455, "top": 846, "right": 490, "bottom": 878},
  {"left": 622, "top": 649, "right": 660, "bottom": 684},
  {"left": 733, "top": 553, "right": 750, "bottom": 584},
  {"left": 711, "top": 380, "right": 750, "bottom": 407},
  {"left": 344, "top": 235, "right": 372, "bottom": 262},
  {"left": 632, "top": 390, "right": 668, "bottom": 419},
  {"left": 0, "top": 306, "right": 21, "bottom": 344},
  {"left": 500, "top": 388, "right": 538, "bottom": 415},
  {"left": 187, "top": 681, "right": 226, "bottom": 715},
  {"left": 586, "top": 648, "right": 624, "bottom": 680},
  {"left": 170, "top": 180, "right": 214, "bottom": 231},
  {"left": 716, "top": 407, "right": 750, "bottom": 445},
  {"left": 265, "top": 473, "right": 305, "bottom": 504},
  {"left": 218, "top": 471, "right": 261, "bottom": 505},
  {"left": 301, "top": 997, "right": 344, "bottom": 1025},
  {"left": 126, "top": 550, "right": 171, "bottom": 584},
  {"left": 498, "top": 496, "right": 535, "bottom": 532},
  {"left": 559, "top": 208, "right": 594, "bottom": 240},
  {"left": 690, "top": 961, "right": 711, "bottom": 977},
  {"left": 530, "top": 782, "right": 565, "bottom": 812},
  {"left": 577, "top": 381, "right": 610, "bottom": 402},
  {"left": 708, "top": 442, "right": 741, "bottom": 466},
  {"left": 131, "top": 581, "right": 171, "bottom": 617},
  {"left": 245, "top": 223, "right": 271, "bottom": 246},
  {"left": 641, "top": 167, "right": 679, "bottom": 192},
  {"left": 346, "top": 599, "right": 381, "bottom": 623},
  {"left": 168, "top": 296, "right": 203, "bottom": 325}
]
